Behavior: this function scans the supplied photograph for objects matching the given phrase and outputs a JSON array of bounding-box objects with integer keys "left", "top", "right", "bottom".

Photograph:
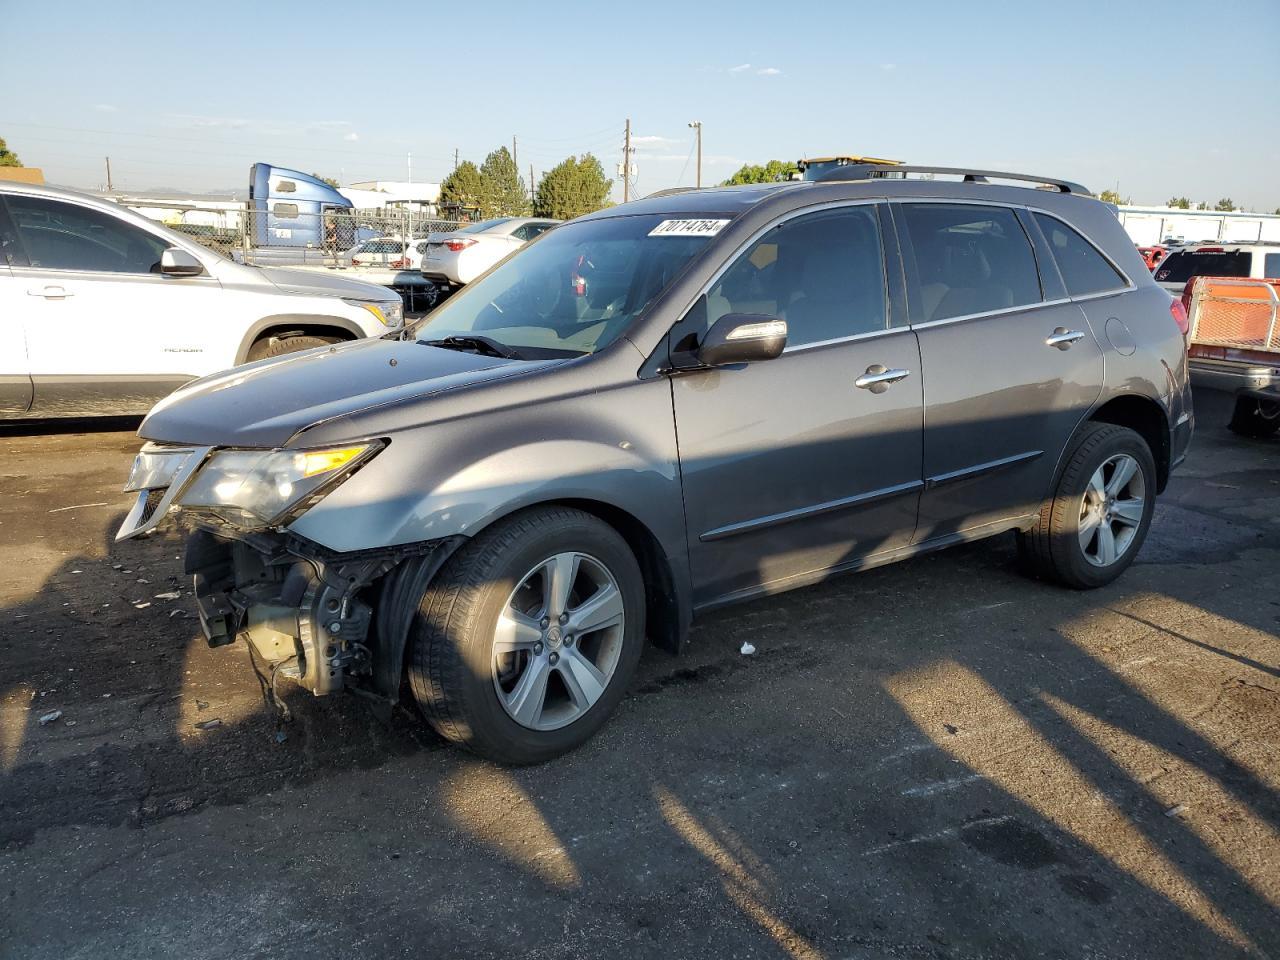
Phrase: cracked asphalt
[{"left": 1, "top": 390, "right": 1277, "bottom": 960}]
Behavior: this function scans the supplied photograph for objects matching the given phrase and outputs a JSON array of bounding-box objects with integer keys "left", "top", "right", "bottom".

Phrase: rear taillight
[
  {"left": 445, "top": 238, "right": 477, "bottom": 252},
  {"left": 350, "top": 258, "right": 362, "bottom": 266},
  {"left": 390, "top": 258, "right": 408, "bottom": 268},
  {"left": 1170, "top": 297, "right": 1190, "bottom": 337}
]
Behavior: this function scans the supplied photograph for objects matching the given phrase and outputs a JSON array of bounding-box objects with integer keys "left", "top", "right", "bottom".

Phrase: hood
[
  {"left": 256, "top": 265, "right": 394, "bottom": 301},
  {"left": 140, "top": 337, "right": 547, "bottom": 448}
]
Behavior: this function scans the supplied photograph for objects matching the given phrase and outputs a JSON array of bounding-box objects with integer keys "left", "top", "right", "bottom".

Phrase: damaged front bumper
[{"left": 186, "top": 525, "right": 462, "bottom": 704}]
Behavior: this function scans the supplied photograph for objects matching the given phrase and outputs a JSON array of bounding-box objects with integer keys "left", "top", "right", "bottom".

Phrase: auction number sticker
[{"left": 648, "top": 219, "right": 730, "bottom": 237}]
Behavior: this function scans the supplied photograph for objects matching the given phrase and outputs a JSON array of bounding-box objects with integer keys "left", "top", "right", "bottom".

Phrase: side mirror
[
  {"left": 160, "top": 247, "right": 204, "bottom": 277},
  {"left": 695, "top": 313, "right": 788, "bottom": 367}
]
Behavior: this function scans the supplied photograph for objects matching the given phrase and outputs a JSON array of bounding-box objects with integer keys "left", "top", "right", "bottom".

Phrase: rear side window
[
  {"left": 1034, "top": 213, "right": 1127, "bottom": 296},
  {"left": 6, "top": 195, "right": 168, "bottom": 274},
  {"left": 706, "top": 205, "right": 887, "bottom": 347},
  {"left": 1155, "top": 250, "right": 1251, "bottom": 284},
  {"left": 0, "top": 198, "right": 29, "bottom": 267},
  {"left": 901, "top": 203, "right": 1041, "bottom": 322},
  {"left": 1264, "top": 253, "right": 1280, "bottom": 278}
]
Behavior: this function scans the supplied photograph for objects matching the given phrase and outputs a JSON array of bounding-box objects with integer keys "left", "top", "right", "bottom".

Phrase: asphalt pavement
[{"left": 0, "top": 391, "right": 1277, "bottom": 959}]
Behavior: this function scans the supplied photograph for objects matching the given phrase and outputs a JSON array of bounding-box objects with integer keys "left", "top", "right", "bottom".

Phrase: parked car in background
[
  {"left": 1138, "top": 244, "right": 1166, "bottom": 271},
  {"left": 1182, "top": 275, "right": 1280, "bottom": 437},
  {"left": 347, "top": 236, "right": 422, "bottom": 269},
  {"left": 420, "top": 217, "right": 559, "bottom": 294},
  {"left": 0, "top": 181, "right": 403, "bottom": 418},
  {"left": 119, "top": 164, "right": 1192, "bottom": 764},
  {"left": 1154, "top": 241, "right": 1280, "bottom": 294}
]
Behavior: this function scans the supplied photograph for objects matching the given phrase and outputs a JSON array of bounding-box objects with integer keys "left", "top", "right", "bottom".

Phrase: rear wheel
[
  {"left": 1018, "top": 423, "right": 1156, "bottom": 589},
  {"left": 1227, "top": 396, "right": 1280, "bottom": 439},
  {"left": 246, "top": 334, "right": 335, "bottom": 362},
  {"left": 408, "top": 507, "right": 645, "bottom": 764}
]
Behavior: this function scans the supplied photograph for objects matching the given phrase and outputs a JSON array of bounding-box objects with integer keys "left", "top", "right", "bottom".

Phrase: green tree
[
  {"left": 1098, "top": 189, "right": 1123, "bottom": 204},
  {"left": 439, "top": 160, "right": 485, "bottom": 212},
  {"left": 310, "top": 172, "right": 339, "bottom": 188},
  {"left": 533, "top": 153, "right": 613, "bottom": 220},
  {"left": 1214, "top": 198, "right": 1236, "bottom": 212},
  {"left": 1273, "top": 208, "right": 1280, "bottom": 216},
  {"left": 478, "top": 147, "right": 529, "bottom": 218},
  {"left": 721, "top": 160, "right": 798, "bottom": 185},
  {"left": 0, "top": 136, "right": 22, "bottom": 167},
  {"left": 1196, "top": 201, "right": 1210, "bottom": 210},
  {"left": 1166, "top": 196, "right": 1191, "bottom": 209}
]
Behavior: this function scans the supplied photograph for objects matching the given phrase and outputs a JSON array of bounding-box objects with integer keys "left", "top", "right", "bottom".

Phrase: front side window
[
  {"left": 1034, "top": 213, "right": 1126, "bottom": 296},
  {"left": 415, "top": 213, "right": 722, "bottom": 358},
  {"left": 901, "top": 203, "right": 1041, "bottom": 322},
  {"left": 705, "top": 206, "right": 887, "bottom": 347},
  {"left": 7, "top": 195, "right": 168, "bottom": 274}
]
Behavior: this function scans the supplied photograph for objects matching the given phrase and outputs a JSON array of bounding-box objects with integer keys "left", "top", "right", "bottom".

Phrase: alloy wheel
[
  {"left": 492, "top": 552, "right": 626, "bottom": 731},
  {"left": 1078, "top": 453, "right": 1146, "bottom": 567}
]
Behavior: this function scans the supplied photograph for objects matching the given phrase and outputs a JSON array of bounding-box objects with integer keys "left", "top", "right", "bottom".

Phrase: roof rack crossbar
[{"left": 817, "top": 164, "right": 1091, "bottom": 196}]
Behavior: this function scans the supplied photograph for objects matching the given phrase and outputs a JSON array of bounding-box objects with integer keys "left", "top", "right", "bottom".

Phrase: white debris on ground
[{"left": 740, "top": 641, "right": 756, "bottom": 656}]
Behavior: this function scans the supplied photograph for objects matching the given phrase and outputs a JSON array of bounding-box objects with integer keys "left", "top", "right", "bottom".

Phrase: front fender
[{"left": 285, "top": 378, "right": 685, "bottom": 561}]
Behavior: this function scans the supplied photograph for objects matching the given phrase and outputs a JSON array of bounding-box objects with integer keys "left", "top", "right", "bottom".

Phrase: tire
[
  {"left": 407, "top": 506, "right": 645, "bottom": 765},
  {"left": 246, "top": 334, "right": 334, "bottom": 362},
  {"left": 1227, "top": 396, "right": 1280, "bottom": 439},
  {"left": 1018, "top": 423, "right": 1156, "bottom": 589}
]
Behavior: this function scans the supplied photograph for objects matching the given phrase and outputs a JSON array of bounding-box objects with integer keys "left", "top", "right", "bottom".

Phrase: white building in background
[
  {"left": 1116, "top": 206, "right": 1280, "bottom": 246},
  {"left": 339, "top": 180, "right": 440, "bottom": 212}
]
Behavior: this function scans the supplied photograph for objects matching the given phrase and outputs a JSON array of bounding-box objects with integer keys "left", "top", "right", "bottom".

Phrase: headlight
[
  {"left": 345, "top": 298, "right": 403, "bottom": 328},
  {"left": 176, "top": 442, "right": 382, "bottom": 528}
]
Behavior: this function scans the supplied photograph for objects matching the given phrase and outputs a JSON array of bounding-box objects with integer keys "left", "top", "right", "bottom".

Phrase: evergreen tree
[
  {"left": 478, "top": 147, "right": 529, "bottom": 218},
  {"left": 534, "top": 153, "right": 613, "bottom": 220}
]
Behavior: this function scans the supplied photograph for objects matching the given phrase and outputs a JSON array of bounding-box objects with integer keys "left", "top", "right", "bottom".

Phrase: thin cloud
[
  {"left": 344, "top": 132, "right": 359, "bottom": 142},
  {"left": 94, "top": 103, "right": 118, "bottom": 113},
  {"left": 728, "top": 63, "right": 752, "bottom": 73},
  {"left": 756, "top": 67, "right": 782, "bottom": 76},
  {"left": 880, "top": 63, "right": 897, "bottom": 71},
  {"left": 169, "top": 113, "right": 250, "bottom": 130},
  {"left": 632, "top": 135, "right": 679, "bottom": 146}
]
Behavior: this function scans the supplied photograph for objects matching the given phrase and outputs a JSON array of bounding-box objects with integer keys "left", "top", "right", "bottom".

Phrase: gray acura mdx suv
[{"left": 119, "top": 165, "right": 1193, "bottom": 764}]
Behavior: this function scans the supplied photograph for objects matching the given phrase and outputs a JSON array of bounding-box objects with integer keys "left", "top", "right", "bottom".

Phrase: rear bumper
[
  {"left": 1189, "top": 357, "right": 1280, "bottom": 400},
  {"left": 186, "top": 526, "right": 462, "bottom": 701}
]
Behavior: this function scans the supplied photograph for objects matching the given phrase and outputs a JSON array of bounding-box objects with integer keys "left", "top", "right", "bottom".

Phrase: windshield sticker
[{"left": 648, "top": 219, "right": 730, "bottom": 238}]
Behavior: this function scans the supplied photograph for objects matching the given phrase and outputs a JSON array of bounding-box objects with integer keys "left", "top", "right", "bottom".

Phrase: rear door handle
[
  {"left": 1046, "top": 328, "right": 1085, "bottom": 350},
  {"left": 855, "top": 365, "right": 911, "bottom": 393},
  {"left": 27, "top": 285, "right": 74, "bottom": 299}
]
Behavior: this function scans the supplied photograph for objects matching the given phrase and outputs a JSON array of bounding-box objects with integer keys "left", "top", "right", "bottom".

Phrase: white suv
[
  {"left": 0, "top": 182, "right": 404, "bottom": 418},
  {"left": 1154, "top": 241, "right": 1280, "bottom": 294}
]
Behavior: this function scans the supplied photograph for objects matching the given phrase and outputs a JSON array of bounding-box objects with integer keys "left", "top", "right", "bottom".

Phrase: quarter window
[
  {"left": 901, "top": 203, "right": 1041, "bottom": 322},
  {"left": 1034, "top": 213, "right": 1126, "bottom": 296},
  {"left": 6, "top": 195, "right": 168, "bottom": 274},
  {"left": 1264, "top": 253, "right": 1280, "bottom": 278},
  {"left": 706, "top": 206, "right": 888, "bottom": 347}
]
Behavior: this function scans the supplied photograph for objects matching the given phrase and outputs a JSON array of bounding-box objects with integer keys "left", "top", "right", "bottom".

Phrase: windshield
[
  {"left": 415, "top": 213, "right": 725, "bottom": 357},
  {"left": 1155, "top": 250, "right": 1251, "bottom": 284}
]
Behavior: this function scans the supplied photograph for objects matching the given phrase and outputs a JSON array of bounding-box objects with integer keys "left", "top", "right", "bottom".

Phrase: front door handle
[
  {"left": 27, "top": 285, "right": 74, "bottom": 299},
  {"left": 855, "top": 365, "right": 911, "bottom": 393},
  {"left": 1046, "top": 327, "right": 1085, "bottom": 350}
]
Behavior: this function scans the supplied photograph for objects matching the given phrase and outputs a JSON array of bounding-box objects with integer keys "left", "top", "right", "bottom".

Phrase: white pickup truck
[{"left": 0, "top": 181, "right": 404, "bottom": 418}]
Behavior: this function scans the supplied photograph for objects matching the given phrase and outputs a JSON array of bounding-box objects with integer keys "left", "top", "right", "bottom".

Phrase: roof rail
[
  {"left": 644, "top": 186, "right": 702, "bottom": 200},
  {"left": 816, "top": 164, "right": 1092, "bottom": 196}
]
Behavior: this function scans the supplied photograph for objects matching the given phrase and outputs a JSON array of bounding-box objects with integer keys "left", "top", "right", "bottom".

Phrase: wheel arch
[
  {"left": 235, "top": 313, "right": 365, "bottom": 364},
  {"left": 1087, "top": 393, "right": 1172, "bottom": 492}
]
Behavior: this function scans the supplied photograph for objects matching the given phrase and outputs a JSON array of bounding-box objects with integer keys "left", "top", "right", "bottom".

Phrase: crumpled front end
[{"left": 185, "top": 526, "right": 461, "bottom": 701}]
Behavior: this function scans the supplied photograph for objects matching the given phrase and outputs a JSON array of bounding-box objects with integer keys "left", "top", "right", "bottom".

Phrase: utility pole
[
  {"left": 104, "top": 156, "right": 113, "bottom": 192},
  {"left": 688, "top": 121, "right": 702, "bottom": 188},
  {"left": 454, "top": 148, "right": 459, "bottom": 171},
  {"left": 512, "top": 135, "right": 518, "bottom": 171},
  {"left": 407, "top": 152, "right": 412, "bottom": 186},
  {"left": 530, "top": 163, "right": 535, "bottom": 207},
  {"left": 623, "top": 118, "right": 632, "bottom": 203}
]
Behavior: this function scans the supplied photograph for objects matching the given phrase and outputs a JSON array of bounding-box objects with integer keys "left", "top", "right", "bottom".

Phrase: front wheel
[
  {"left": 1228, "top": 396, "right": 1280, "bottom": 439},
  {"left": 408, "top": 507, "right": 645, "bottom": 764},
  {"left": 1018, "top": 423, "right": 1156, "bottom": 589},
  {"left": 245, "top": 334, "right": 335, "bottom": 362}
]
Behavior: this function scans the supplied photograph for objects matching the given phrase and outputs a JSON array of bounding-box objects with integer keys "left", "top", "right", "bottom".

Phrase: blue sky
[{"left": 2, "top": 0, "right": 1278, "bottom": 209}]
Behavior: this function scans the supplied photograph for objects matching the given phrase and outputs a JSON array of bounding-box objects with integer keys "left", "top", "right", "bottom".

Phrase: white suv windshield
[{"left": 415, "top": 214, "right": 725, "bottom": 358}]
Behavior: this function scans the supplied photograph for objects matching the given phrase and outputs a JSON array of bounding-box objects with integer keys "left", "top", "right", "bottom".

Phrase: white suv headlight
[
  {"left": 345, "top": 298, "right": 404, "bottom": 328},
  {"left": 176, "top": 442, "right": 382, "bottom": 528}
]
